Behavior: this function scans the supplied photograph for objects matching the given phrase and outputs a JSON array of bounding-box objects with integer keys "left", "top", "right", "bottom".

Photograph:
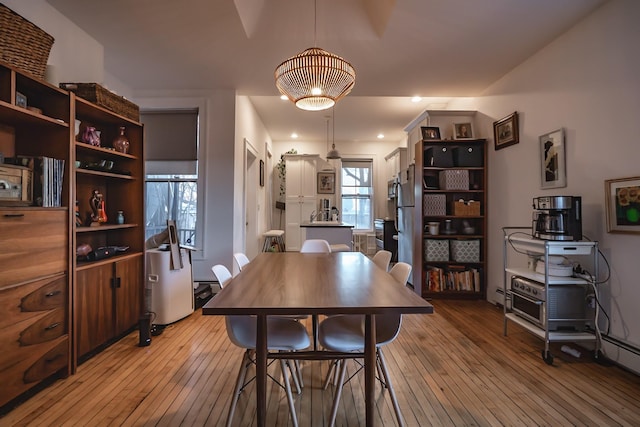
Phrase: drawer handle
[
  {"left": 45, "top": 322, "right": 60, "bottom": 331},
  {"left": 3, "top": 213, "right": 25, "bottom": 218},
  {"left": 45, "top": 290, "right": 62, "bottom": 297}
]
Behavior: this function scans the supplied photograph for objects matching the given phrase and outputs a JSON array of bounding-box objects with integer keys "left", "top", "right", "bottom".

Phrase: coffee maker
[{"left": 532, "top": 196, "right": 582, "bottom": 241}]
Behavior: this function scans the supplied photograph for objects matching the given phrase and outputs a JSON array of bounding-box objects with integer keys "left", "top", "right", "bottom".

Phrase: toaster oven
[
  {"left": 0, "top": 164, "right": 32, "bottom": 205},
  {"left": 510, "top": 276, "right": 588, "bottom": 331}
]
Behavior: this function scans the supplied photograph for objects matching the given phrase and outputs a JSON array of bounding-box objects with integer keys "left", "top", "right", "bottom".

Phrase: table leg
[
  {"left": 312, "top": 314, "right": 319, "bottom": 350},
  {"left": 256, "top": 314, "right": 267, "bottom": 427},
  {"left": 364, "top": 314, "right": 376, "bottom": 427}
]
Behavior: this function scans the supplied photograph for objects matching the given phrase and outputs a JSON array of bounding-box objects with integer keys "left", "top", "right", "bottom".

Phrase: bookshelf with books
[{"left": 414, "top": 133, "right": 487, "bottom": 300}]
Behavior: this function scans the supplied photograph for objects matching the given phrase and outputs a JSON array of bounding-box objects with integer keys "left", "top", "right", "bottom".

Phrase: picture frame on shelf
[
  {"left": 493, "top": 111, "right": 519, "bottom": 150},
  {"left": 605, "top": 176, "right": 640, "bottom": 234},
  {"left": 452, "top": 122, "right": 474, "bottom": 140},
  {"left": 317, "top": 171, "right": 335, "bottom": 194},
  {"left": 421, "top": 126, "right": 441, "bottom": 140},
  {"left": 539, "top": 128, "right": 566, "bottom": 189}
]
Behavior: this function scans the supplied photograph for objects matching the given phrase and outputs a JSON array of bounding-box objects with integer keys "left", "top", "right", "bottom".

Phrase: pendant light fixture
[
  {"left": 274, "top": 0, "right": 356, "bottom": 111},
  {"left": 326, "top": 106, "right": 341, "bottom": 159}
]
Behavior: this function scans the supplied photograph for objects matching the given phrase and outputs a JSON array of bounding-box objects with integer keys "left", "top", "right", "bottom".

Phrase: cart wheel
[{"left": 541, "top": 350, "right": 554, "bottom": 365}]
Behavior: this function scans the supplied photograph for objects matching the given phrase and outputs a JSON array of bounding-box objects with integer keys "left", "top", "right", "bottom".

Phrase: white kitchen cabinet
[
  {"left": 285, "top": 155, "right": 318, "bottom": 251},
  {"left": 384, "top": 147, "right": 407, "bottom": 180}
]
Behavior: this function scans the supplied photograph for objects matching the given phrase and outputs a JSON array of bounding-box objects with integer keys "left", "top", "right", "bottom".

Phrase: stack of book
[
  {"left": 427, "top": 266, "right": 480, "bottom": 292},
  {"left": 13, "top": 156, "right": 65, "bottom": 207}
]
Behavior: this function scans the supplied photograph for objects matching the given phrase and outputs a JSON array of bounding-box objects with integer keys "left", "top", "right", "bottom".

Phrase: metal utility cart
[{"left": 502, "top": 227, "right": 600, "bottom": 365}]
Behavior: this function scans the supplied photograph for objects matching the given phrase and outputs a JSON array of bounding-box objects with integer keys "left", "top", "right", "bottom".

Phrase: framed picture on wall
[
  {"left": 493, "top": 111, "right": 519, "bottom": 150},
  {"left": 605, "top": 176, "right": 640, "bottom": 234},
  {"left": 539, "top": 128, "right": 566, "bottom": 189},
  {"left": 317, "top": 172, "right": 335, "bottom": 194}
]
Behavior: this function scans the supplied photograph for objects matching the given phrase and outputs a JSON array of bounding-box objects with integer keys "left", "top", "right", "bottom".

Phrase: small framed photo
[
  {"left": 539, "top": 128, "right": 566, "bottom": 189},
  {"left": 493, "top": 111, "right": 519, "bottom": 150},
  {"left": 317, "top": 172, "right": 335, "bottom": 194},
  {"left": 452, "top": 122, "right": 474, "bottom": 140},
  {"left": 605, "top": 176, "right": 640, "bottom": 234},
  {"left": 259, "top": 159, "right": 264, "bottom": 187},
  {"left": 15, "top": 91, "right": 27, "bottom": 109},
  {"left": 421, "top": 126, "right": 441, "bottom": 140}
]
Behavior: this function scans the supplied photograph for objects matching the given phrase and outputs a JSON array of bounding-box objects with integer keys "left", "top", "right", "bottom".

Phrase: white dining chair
[
  {"left": 318, "top": 261, "right": 412, "bottom": 427},
  {"left": 371, "top": 250, "right": 392, "bottom": 272},
  {"left": 211, "top": 264, "right": 310, "bottom": 427},
  {"left": 233, "top": 252, "right": 251, "bottom": 271},
  {"left": 300, "top": 239, "right": 332, "bottom": 253}
]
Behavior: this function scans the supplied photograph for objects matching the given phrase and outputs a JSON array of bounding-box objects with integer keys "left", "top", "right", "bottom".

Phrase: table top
[{"left": 202, "top": 252, "right": 433, "bottom": 316}]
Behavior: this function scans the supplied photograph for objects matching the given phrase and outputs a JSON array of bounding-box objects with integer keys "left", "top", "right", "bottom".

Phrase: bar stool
[{"left": 262, "top": 229, "right": 285, "bottom": 252}]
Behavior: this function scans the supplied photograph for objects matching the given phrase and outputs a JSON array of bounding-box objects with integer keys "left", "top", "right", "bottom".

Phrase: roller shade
[{"left": 142, "top": 109, "right": 198, "bottom": 161}]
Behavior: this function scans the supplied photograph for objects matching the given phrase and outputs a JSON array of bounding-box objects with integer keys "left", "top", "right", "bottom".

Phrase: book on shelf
[
  {"left": 426, "top": 266, "right": 480, "bottom": 292},
  {"left": 12, "top": 156, "right": 65, "bottom": 207}
]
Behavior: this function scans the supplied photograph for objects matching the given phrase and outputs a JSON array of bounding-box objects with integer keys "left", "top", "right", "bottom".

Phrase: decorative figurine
[{"left": 89, "top": 190, "right": 107, "bottom": 225}]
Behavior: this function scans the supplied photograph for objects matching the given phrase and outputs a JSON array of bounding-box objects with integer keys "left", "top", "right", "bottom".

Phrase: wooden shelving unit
[{"left": 414, "top": 138, "right": 487, "bottom": 299}]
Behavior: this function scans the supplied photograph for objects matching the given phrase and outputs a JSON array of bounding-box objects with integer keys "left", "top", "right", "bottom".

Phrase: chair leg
[
  {"left": 328, "top": 358, "right": 348, "bottom": 427},
  {"left": 376, "top": 355, "right": 386, "bottom": 388},
  {"left": 287, "top": 359, "right": 301, "bottom": 394},
  {"left": 322, "top": 360, "right": 337, "bottom": 390},
  {"left": 294, "top": 359, "right": 304, "bottom": 388},
  {"left": 377, "top": 349, "right": 405, "bottom": 427},
  {"left": 280, "top": 359, "right": 299, "bottom": 427},
  {"left": 226, "top": 350, "right": 251, "bottom": 427}
]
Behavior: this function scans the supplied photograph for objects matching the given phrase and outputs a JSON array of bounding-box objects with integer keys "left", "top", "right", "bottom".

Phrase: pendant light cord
[{"left": 314, "top": 0, "right": 317, "bottom": 47}]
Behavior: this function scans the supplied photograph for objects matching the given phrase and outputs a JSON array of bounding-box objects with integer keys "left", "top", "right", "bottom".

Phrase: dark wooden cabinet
[
  {"left": 72, "top": 94, "right": 144, "bottom": 367},
  {"left": 76, "top": 254, "right": 143, "bottom": 359},
  {"left": 414, "top": 138, "right": 487, "bottom": 299},
  {"left": 374, "top": 219, "right": 397, "bottom": 261},
  {"left": 0, "top": 61, "right": 71, "bottom": 408}
]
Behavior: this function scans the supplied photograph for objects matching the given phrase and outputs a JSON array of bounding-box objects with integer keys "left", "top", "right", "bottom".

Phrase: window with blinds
[
  {"left": 142, "top": 109, "right": 200, "bottom": 246},
  {"left": 341, "top": 159, "right": 373, "bottom": 231}
]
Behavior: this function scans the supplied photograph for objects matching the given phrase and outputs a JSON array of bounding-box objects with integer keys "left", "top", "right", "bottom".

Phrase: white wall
[{"left": 476, "top": 0, "right": 640, "bottom": 371}]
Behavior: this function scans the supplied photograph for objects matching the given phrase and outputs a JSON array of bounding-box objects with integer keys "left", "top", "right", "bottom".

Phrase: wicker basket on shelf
[
  {"left": 59, "top": 83, "right": 140, "bottom": 121},
  {"left": 0, "top": 4, "right": 54, "bottom": 80}
]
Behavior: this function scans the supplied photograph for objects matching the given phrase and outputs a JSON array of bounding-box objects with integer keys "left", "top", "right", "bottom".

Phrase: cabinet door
[
  {"left": 285, "top": 199, "right": 316, "bottom": 251},
  {"left": 285, "top": 157, "right": 317, "bottom": 197},
  {"left": 285, "top": 199, "right": 303, "bottom": 251},
  {"left": 300, "top": 158, "right": 317, "bottom": 197},
  {"left": 285, "top": 158, "right": 303, "bottom": 198},
  {"left": 114, "top": 256, "right": 143, "bottom": 336},
  {"left": 76, "top": 264, "right": 114, "bottom": 357}
]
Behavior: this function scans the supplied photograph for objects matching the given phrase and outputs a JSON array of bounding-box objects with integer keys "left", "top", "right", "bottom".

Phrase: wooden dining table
[{"left": 202, "top": 251, "right": 434, "bottom": 426}]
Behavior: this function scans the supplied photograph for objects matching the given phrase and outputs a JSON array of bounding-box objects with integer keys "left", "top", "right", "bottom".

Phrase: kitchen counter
[
  {"left": 300, "top": 221, "right": 354, "bottom": 228},
  {"left": 300, "top": 222, "right": 354, "bottom": 250}
]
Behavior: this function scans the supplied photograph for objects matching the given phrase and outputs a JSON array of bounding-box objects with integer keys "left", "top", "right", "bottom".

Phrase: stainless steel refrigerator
[{"left": 394, "top": 164, "right": 417, "bottom": 292}]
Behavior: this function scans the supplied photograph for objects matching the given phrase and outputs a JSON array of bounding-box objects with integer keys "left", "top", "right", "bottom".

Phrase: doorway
[{"left": 244, "top": 139, "right": 260, "bottom": 259}]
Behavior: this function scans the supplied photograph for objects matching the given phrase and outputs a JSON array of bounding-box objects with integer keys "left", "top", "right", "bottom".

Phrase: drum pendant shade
[{"left": 275, "top": 47, "right": 356, "bottom": 111}]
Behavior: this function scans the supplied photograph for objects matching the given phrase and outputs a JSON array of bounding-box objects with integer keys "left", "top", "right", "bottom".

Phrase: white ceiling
[{"left": 47, "top": 0, "right": 606, "bottom": 143}]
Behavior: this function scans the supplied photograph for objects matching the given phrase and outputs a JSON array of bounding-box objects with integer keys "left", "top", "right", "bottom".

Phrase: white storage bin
[
  {"left": 450, "top": 239, "right": 480, "bottom": 262},
  {"left": 424, "top": 239, "right": 449, "bottom": 262}
]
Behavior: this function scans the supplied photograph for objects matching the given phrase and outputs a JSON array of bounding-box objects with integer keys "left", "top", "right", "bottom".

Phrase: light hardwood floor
[{"left": 2, "top": 300, "right": 640, "bottom": 426}]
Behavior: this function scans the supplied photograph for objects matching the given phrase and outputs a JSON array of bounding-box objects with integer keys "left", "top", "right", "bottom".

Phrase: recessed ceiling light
[
  {"left": 280, "top": 95, "right": 288, "bottom": 100},
  {"left": 291, "top": 133, "right": 298, "bottom": 139},
  {"left": 377, "top": 133, "right": 384, "bottom": 139},
  {"left": 411, "top": 96, "right": 422, "bottom": 103}
]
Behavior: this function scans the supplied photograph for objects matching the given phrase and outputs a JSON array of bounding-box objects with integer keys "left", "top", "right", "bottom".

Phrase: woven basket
[
  {"left": 60, "top": 83, "right": 140, "bottom": 121},
  {"left": 453, "top": 200, "right": 481, "bottom": 216},
  {"left": 0, "top": 4, "right": 54, "bottom": 80}
]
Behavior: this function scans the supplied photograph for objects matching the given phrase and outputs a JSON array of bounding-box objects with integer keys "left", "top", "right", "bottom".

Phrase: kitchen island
[{"left": 300, "top": 221, "right": 354, "bottom": 250}]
